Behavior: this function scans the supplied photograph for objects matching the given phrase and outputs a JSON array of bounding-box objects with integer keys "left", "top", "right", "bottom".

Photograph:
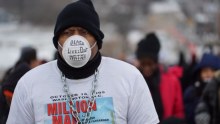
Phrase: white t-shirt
[{"left": 7, "top": 57, "right": 159, "bottom": 124}]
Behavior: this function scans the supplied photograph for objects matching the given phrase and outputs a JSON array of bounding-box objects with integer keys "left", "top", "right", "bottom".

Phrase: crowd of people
[
  {"left": 0, "top": 0, "right": 220, "bottom": 124},
  {"left": 134, "top": 33, "right": 220, "bottom": 124}
]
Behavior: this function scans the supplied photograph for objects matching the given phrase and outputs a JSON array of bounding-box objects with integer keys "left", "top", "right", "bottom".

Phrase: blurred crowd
[
  {"left": 132, "top": 33, "right": 220, "bottom": 124},
  {"left": 0, "top": 33, "right": 219, "bottom": 124}
]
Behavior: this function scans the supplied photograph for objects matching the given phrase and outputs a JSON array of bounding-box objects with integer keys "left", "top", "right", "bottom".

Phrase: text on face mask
[
  {"left": 69, "top": 54, "right": 86, "bottom": 61},
  {"left": 70, "top": 40, "right": 84, "bottom": 46}
]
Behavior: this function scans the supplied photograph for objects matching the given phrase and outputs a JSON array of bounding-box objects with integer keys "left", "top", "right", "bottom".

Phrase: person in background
[
  {"left": 195, "top": 68, "right": 220, "bottom": 124},
  {"left": 0, "top": 46, "right": 40, "bottom": 123},
  {"left": 1, "top": 46, "right": 39, "bottom": 84},
  {"left": 184, "top": 53, "right": 220, "bottom": 124},
  {"left": 135, "top": 32, "right": 185, "bottom": 121},
  {"left": 6, "top": 0, "right": 159, "bottom": 124},
  {"left": 179, "top": 52, "right": 198, "bottom": 92}
]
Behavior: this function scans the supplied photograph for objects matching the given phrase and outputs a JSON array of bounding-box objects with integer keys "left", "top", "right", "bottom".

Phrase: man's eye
[
  {"left": 79, "top": 29, "right": 89, "bottom": 36},
  {"left": 62, "top": 31, "right": 72, "bottom": 36}
]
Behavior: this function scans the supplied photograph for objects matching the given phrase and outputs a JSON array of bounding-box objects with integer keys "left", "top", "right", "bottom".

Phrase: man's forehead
[{"left": 64, "top": 26, "right": 86, "bottom": 30}]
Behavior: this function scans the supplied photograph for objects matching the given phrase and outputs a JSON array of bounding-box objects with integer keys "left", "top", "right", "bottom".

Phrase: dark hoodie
[{"left": 184, "top": 53, "right": 220, "bottom": 124}]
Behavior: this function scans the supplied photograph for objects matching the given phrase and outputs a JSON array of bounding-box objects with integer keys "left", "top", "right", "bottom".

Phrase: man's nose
[{"left": 72, "top": 30, "right": 81, "bottom": 35}]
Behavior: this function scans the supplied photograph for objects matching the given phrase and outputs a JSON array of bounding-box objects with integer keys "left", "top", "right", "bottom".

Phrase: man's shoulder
[{"left": 22, "top": 60, "right": 57, "bottom": 80}]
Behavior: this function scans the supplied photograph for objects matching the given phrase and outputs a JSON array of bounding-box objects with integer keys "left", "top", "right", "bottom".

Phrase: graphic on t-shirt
[{"left": 44, "top": 92, "right": 115, "bottom": 124}]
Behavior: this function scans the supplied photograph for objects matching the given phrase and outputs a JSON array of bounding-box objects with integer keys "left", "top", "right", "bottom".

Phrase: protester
[
  {"left": 184, "top": 53, "right": 220, "bottom": 124},
  {"left": 0, "top": 46, "right": 39, "bottom": 123},
  {"left": 179, "top": 52, "right": 198, "bottom": 92},
  {"left": 195, "top": 69, "right": 220, "bottom": 124},
  {"left": 7, "top": 0, "right": 159, "bottom": 124},
  {"left": 135, "top": 32, "right": 185, "bottom": 121}
]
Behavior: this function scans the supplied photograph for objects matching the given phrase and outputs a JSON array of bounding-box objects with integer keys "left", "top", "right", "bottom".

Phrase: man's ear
[{"left": 58, "top": 44, "right": 63, "bottom": 58}]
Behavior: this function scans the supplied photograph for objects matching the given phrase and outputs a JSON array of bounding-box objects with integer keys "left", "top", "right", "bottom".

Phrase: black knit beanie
[
  {"left": 53, "top": 0, "right": 104, "bottom": 49},
  {"left": 136, "top": 32, "right": 161, "bottom": 62},
  {"left": 20, "top": 46, "right": 37, "bottom": 64}
]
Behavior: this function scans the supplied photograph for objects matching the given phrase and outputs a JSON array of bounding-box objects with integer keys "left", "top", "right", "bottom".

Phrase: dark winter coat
[
  {"left": 184, "top": 81, "right": 207, "bottom": 124},
  {"left": 195, "top": 77, "right": 220, "bottom": 124},
  {"left": 0, "top": 62, "right": 30, "bottom": 123}
]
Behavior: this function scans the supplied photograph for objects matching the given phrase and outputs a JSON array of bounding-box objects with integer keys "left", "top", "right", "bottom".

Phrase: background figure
[
  {"left": 179, "top": 52, "right": 198, "bottom": 92},
  {"left": 135, "top": 32, "right": 185, "bottom": 121},
  {"left": 195, "top": 69, "right": 220, "bottom": 124},
  {"left": 1, "top": 46, "right": 39, "bottom": 83},
  {"left": 0, "top": 46, "right": 40, "bottom": 123},
  {"left": 184, "top": 53, "right": 220, "bottom": 124}
]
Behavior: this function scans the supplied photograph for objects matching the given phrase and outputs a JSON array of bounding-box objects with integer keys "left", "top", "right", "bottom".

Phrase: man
[
  {"left": 0, "top": 46, "right": 39, "bottom": 124},
  {"left": 7, "top": 0, "right": 159, "bottom": 124},
  {"left": 135, "top": 32, "right": 185, "bottom": 121}
]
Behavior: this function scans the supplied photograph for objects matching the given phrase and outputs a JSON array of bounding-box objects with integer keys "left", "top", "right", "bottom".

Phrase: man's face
[
  {"left": 58, "top": 26, "right": 98, "bottom": 60},
  {"left": 200, "top": 67, "right": 215, "bottom": 82},
  {"left": 138, "top": 57, "right": 158, "bottom": 78}
]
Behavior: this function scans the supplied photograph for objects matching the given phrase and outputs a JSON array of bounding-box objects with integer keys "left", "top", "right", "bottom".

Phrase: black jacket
[
  {"left": 0, "top": 62, "right": 30, "bottom": 123},
  {"left": 196, "top": 77, "right": 220, "bottom": 124}
]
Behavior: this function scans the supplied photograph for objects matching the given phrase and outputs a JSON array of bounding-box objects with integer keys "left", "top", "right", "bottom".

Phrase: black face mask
[{"left": 57, "top": 51, "right": 101, "bottom": 79}]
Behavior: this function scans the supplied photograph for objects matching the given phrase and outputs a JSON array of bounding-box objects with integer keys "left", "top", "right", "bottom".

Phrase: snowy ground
[{"left": 0, "top": 23, "right": 56, "bottom": 79}]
